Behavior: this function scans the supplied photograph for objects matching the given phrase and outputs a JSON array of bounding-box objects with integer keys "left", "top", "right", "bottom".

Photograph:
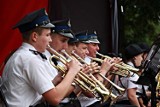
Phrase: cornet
[
  {"left": 47, "top": 45, "right": 117, "bottom": 102},
  {"left": 96, "top": 52, "right": 139, "bottom": 75},
  {"left": 71, "top": 50, "right": 125, "bottom": 95},
  {"left": 156, "top": 72, "right": 160, "bottom": 107},
  {"left": 89, "top": 57, "right": 131, "bottom": 77},
  {"left": 156, "top": 72, "right": 160, "bottom": 95},
  {"left": 71, "top": 51, "right": 87, "bottom": 64}
]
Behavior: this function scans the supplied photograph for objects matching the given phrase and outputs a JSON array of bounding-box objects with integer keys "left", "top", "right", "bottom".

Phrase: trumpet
[
  {"left": 71, "top": 51, "right": 125, "bottom": 94},
  {"left": 156, "top": 72, "right": 160, "bottom": 96},
  {"left": 89, "top": 57, "right": 130, "bottom": 77},
  {"left": 61, "top": 49, "right": 118, "bottom": 101},
  {"left": 71, "top": 51, "right": 87, "bottom": 64},
  {"left": 156, "top": 72, "right": 160, "bottom": 107},
  {"left": 96, "top": 52, "right": 139, "bottom": 73},
  {"left": 47, "top": 45, "right": 117, "bottom": 102}
]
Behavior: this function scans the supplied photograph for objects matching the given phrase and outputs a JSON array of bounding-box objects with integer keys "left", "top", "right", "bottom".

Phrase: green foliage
[{"left": 120, "top": 0, "right": 160, "bottom": 48}]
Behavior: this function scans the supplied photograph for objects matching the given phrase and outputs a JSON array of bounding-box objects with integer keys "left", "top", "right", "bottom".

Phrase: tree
[{"left": 120, "top": 0, "right": 160, "bottom": 49}]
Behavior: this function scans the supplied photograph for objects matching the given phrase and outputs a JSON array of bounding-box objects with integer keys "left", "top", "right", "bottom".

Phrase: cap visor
[
  {"left": 89, "top": 39, "right": 100, "bottom": 44},
  {"left": 59, "top": 32, "right": 74, "bottom": 38},
  {"left": 41, "top": 22, "right": 55, "bottom": 28},
  {"left": 82, "top": 40, "right": 90, "bottom": 44},
  {"left": 68, "top": 39, "right": 79, "bottom": 43}
]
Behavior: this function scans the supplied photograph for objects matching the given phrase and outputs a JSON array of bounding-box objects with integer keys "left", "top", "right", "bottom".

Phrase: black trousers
[
  {"left": 101, "top": 101, "right": 110, "bottom": 107},
  {"left": 30, "top": 92, "right": 81, "bottom": 107},
  {"left": 115, "top": 100, "right": 131, "bottom": 105},
  {"left": 112, "top": 100, "right": 137, "bottom": 107},
  {"left": 51, "top": 92, "right": 81, "bottom": 107},
  {"left": 110, "top": 104, "right": 137, "bottom": 107},
  {"left": 87, "top": 101, "right": 102, "bottom": 107}
]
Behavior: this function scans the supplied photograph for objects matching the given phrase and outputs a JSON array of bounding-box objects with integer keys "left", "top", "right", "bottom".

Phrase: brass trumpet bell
[
  {"left": 89, "top": 57, "right": 131, "bottom": 77},
  {"left": 95, "top": 52, "right": 139, "bottom": 74}
]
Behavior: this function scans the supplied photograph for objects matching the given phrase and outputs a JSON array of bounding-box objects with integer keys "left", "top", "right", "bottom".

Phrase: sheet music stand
[{"left": 137, "top": 36, "right": 160, "bottom": 107}]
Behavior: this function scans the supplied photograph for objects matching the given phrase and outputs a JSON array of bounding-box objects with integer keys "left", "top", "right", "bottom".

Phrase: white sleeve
[
  {"left": 24, "top": 58, "right": 55, "bottom": 95},
  {"left": 127, "top": 74, "right": 139, "bottom": 89}
]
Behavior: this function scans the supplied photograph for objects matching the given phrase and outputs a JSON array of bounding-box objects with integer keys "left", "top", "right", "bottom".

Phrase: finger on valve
[
  {"left": 112, "top": 57, "right": 122, "bottom": 64},
  {"left": 81, "top": 65, "right": 91, "bottom": 74},
  {"left": 101, "top": 58, "right": 114, "bottom": 71},
  {"left": 67, "top": 59, "right": 81, "bottom": 74}
]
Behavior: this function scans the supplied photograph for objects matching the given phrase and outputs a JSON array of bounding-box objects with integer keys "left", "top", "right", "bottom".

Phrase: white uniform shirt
[
  {"left": 43, "top": 50, "right": 58, "bottom": 79},
  {"left": 137, "top": 85, "right": 149, "bottom": 97},
  {"left": 1, "top": 43, "right": 56, "bottom": 107},
  {"left": 44, "top": 50, "right": 70, "bottom": 103},
  {"left": 126, "top": 63, "right": 149, "bottom": 98},
  {"left": 116, "top": 61, "right": 139, "bottom": 101},
  {"left": 78, "top": 56, "right": 99, "bottom": 107}
]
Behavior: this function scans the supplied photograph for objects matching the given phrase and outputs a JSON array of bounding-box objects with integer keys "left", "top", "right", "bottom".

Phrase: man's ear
[{"left": 31, "top": 32, "right": 38, "bottom": 42}]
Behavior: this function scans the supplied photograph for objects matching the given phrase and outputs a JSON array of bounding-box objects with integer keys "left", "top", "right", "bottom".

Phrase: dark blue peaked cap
[
  {"left": 13, "top": 8, "right": 54, "bottom": 33},
  {"left": 51, "top": 19, "right": 73, "bottom": 38},
  {"left": 88, "top": 30, "right": 100, "bottom": 44},
  {"left": 75, "top": 30, "right": 90, "bottom": 43},
  {"left": 68, "top": 35, "right": 79, "bottom": 44}
]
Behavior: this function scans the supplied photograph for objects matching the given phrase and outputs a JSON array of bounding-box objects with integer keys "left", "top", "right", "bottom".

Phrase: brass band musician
[
  {"left": 44, "top": 19, "right": 82, "bottom": 107},
  {"left": 1, "top": 9, "right": 81, "bottom": 107}
]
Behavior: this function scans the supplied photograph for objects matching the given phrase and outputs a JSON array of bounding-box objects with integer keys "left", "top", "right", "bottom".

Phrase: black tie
[{"left": 29, "top": 49, "right": 47, "bottom": 60}]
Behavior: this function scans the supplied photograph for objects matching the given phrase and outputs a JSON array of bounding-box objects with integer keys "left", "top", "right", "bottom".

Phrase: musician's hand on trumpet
[
  {"left": 79, "top": 65, "right": 91, "bottom": 75},
  {"left": 112, "top": 57, "right": 122, "bottom": 64},
  {"left": 66, "top": 58, "right": 82, "bottom": 75},
  {"left": 96, "top": 58, "right": 115, "bottom": 83},
  {"left": 101, "top": 58, "right": 115, "bottom": 72},
  {"left": 89, "top": 62, "right": 101, "bottom": 74},
  {"left": 109, "top": 57, "right": 122, "bottom": 74},
  {"left": 91, "top": 53, "right": 139, "bottom": 77}
]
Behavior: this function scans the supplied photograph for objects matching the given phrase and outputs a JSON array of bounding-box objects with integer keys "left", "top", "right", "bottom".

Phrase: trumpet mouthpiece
[
  {"left": 96, "top": 52, "right": 103, "bottom": 56},
  {"left": 47, "top": 45, "right": 51, "bottom": 49},
  {"left": 96, "top": 52, "right": 99, "bottom": 54},
  {"left": 61, "top": 49, "right": 66, "bottom": 53}
]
